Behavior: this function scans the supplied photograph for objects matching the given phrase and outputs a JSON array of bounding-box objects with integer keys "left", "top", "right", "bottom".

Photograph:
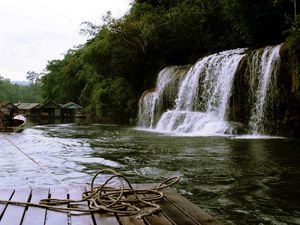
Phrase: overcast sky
[{"left": 0, "top": 0, "right": 132, "bottom": 81}]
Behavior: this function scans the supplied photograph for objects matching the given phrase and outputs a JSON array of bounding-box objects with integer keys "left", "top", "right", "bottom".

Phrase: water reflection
[
  {"left": 0, "top": 124, "right": 300, "bottom": 224},
  {"left": 226, "top": 139, "right": 300, "bottom": 224}
]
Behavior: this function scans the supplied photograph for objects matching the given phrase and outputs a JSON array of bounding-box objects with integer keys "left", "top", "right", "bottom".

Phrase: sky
[{"left": 0, "top": 0, "right": 132, "bottom": 81}]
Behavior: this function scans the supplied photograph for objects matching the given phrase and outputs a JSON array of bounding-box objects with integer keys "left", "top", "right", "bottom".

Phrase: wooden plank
[
  {"left": 0, "top": 189, "right": 14, "bottom": 220},
  {"left": 143, "top": 214, "right": 173, "bottom": 225},
  {"left": 22, "top": 187, "right": 49, "bottom": 225},
  {"left": 69, "top": 186, "right": 94, "bottom": 225},
  {"left": 0, "top": 188, "right": 31, "bottom": 225},
  {"left": 132, "top": 184, "right": 173, "bottom": 225},
  {"left": 85, "top": 186, "right": 120, "bottom": 225},
  {"left": 118, "top": 216, "right": 145, "bottom": 225},
  {"left": 119, "top": 186, "right": 145, "bottom": 225},
  {"left": 133, "top": 183, "right": 222, "bottom": 225},
  {"left": 139, "top": 193, "right": 173, "bottom": 225},
  {"left": 159, "top": 197, "right": 199, "bottom": 225},
  {"left": 117, "top": 193, "right": 145, "bottom": 225},
  {"left": 0, "top": 184, "right": 222, "bottom": 225},
  {"left": 93, "top": 211, "right": 120, "bottom": 225},
  {"left": 46, "top": 187, "right": 69, "bottom": 225},
  {"left": 163, "top": 190, "right": 223, "bottom": 225}
]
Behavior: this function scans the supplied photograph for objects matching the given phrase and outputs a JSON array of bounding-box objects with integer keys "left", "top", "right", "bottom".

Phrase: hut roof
[
  {"left": 62, "top": 102, "right": 82, "bottom": 109},
  {"left": 14, "top": 103, "right": 40, "bottom": 110},
  {"left": 0, "top": 101, "right": 18, "bottom": 110},
  {"left": 40, "top": 100, "right": 62, "bottom": 109}
]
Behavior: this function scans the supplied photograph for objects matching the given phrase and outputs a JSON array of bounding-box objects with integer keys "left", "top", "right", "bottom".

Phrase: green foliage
[
  {"left": 286, "top": 15, "right": 300, "bottom": 87},
  {"left": 26, "top": 71, "right": 40, "bottom": 84},
  {"left": 87, "top": 77, "right": 136, "bottom": 122},
  {"left": 0, "top": 78, "right": 43, "bottom": 103},
  {"left": 287, "top": 15, "right": 300, "bottom": 60},
  {"left": 40, "top": 0, "right": 297, "bottom": 123},
  {"left": 41, "top": 50, "right": 85, "bottom": 104}
]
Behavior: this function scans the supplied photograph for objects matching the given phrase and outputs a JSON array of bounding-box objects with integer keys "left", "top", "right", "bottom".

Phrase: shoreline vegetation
[{"left": 1, "top": 0, "right": 300, "bottom": 133}]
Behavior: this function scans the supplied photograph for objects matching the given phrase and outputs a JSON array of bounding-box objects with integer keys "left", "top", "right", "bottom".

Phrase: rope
[
  {"left": 0, "top": 133, "right": 70, "bottom": 190},
  {"left": 0, "top": 169, "right": 180, "bottom": 218},
  {"left": 0, "top": 125, "right": 180, "bottom": 218}
]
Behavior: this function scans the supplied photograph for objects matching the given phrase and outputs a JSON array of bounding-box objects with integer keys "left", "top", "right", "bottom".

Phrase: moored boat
[
  {"left": 0, "top": 114, "right": 27, "bottom": 133},
  {"left": 1, "top": 102, "right": 27, "bottom": 133}
]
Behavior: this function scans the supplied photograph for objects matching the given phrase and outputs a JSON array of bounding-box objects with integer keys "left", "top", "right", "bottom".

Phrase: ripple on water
[{"left": 1, "top": 124, "right": 300, "bottom": 225}]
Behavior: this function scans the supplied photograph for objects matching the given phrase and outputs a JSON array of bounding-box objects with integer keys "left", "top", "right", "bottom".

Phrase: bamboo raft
[{"left": 0, "top": 184, "right": 222, "bottom": 225}]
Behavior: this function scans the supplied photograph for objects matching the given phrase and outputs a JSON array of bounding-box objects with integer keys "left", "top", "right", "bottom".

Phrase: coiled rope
[
  {"left": 0, "top": 129, "right": 180, "bottom": 218},
  {"left": 0, "top": 169, "right": 180, "bottom": 218}
]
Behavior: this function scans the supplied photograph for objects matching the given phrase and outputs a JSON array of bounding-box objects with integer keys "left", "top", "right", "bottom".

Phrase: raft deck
[{"left": 0, "top": 184, "right": 222, "bottom": 225}]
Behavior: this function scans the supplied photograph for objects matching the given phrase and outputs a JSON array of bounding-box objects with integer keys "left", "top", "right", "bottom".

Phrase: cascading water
[
  {"left": 156, "top": 49, "right": 246, "bottom": 135},
  {"left": 248, "top": 45, "right": 281, "bottom": 134},
  {"left": 138, "top": 91, "right": 156, "bottom": 128},
  {"left": 138, "top": 45, "right": 282, "bottom": 136},
  {"left": 138, "top": 66, "right": 188, "bottom": 128},
  {"left": 139, "top": 49, "right": 246, "bottom": 135}
]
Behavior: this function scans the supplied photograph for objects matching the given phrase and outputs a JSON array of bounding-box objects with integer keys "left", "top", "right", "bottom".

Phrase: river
[{"left": 0, "top": 123, "right": 300, "bottom": 224}]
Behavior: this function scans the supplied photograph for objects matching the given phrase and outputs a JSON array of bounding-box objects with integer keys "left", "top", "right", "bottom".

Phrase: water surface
[{"left": 0, "top": 124, "right": 299, "bottom": 224}]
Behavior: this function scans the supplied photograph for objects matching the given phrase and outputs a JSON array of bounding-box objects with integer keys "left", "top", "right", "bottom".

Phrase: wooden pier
[{"left": 0, "top": 184, "right": 222, "bottom": 225}]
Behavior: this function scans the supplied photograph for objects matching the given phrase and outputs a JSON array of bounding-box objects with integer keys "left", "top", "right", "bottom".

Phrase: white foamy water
[
  {"left": 248, "top": 45, "right": 281, "bottom": 134},
  {"left": 139, "top": 48, "right": 246, "bottom": 136},
  {"left": 138, "top": 45, "right": 282, "bottom": 137}
]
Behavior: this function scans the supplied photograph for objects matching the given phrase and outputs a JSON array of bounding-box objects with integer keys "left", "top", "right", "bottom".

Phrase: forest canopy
[
  {"left": 40, "top": 0, "right": 299, "bottom": 123},
  {"left": 0, "top": 76, "right": 42, "bottom": 103}
]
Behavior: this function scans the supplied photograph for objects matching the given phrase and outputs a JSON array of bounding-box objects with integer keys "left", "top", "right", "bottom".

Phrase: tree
[
  {"left": 40, "top": 0, "right": 297, "bottom": 123},
  {"left": 0, "top": 78, "right": 42, "bottom": 102},
  {"left": 26, "top": 71, "right": 40, "bottom": 84}
]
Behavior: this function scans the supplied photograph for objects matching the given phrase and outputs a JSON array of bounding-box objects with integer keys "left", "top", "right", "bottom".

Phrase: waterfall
[
  {"left": 138, "top": 49, "right": 246, "bottom": 135},
  {"left": 138, "top": 91, "right": 156, "bottom": 128},
  {"left": 138, "top": 66, "right": 188, "bottom": 128},
  {"left": 156, "top": 49, "right": 245, "bottom": 135},
  {"left": 248, "top": 45, "right": 281, "bottom": 134},
  {"left": 137, "top": 45, "right": 282, "bottom": 136}
]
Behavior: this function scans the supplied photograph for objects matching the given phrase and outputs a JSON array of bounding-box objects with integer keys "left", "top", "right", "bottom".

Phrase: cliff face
[
  {"left": 138, "top": 44, "right": 300, "bottom": 137},
  {"left": 227, "top": 44, "right": 300, "bottom": 137},
  {"left": 228, "top": 50, "right": 260, "bottom": 126},
  {"left": 228, "top": 46, "right": 280, "bottom": 134},
  {"left": 276, "top": 44, "right": 300, "bottom": 137}
]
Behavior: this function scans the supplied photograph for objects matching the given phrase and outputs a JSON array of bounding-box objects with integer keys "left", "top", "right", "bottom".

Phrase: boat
[{"left": 0, "top": 114, "right": 27, "bottom": 132}]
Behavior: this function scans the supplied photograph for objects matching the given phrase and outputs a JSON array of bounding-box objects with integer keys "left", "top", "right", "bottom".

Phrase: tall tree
[
  {"left": 40, "top": 0, "right": 298, "bottom": 123},
  {"left": 26, "top": 71, "right": 40, "bottom": 84}
]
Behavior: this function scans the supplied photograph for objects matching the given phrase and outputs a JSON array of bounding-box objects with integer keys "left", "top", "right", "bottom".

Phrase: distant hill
[{"left": 11, "top": 80, "right": 30, "bottom": 86}]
